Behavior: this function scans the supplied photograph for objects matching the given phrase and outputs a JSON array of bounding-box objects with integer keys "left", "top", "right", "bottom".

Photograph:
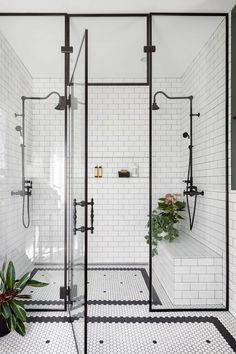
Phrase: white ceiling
[
  {"left": 0, "top": 0, "right": 232, "bottom": 78},
  {"left": 0, "top": 0, "right": 235, "bottom": 13}
]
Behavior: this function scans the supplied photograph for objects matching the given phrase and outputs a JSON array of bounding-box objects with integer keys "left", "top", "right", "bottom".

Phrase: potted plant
[
  {"left": 145, "top": 193, "right": 186, "bottom": 256},
  {"left": 0, "top": 260, "right": 48, "bottom": 337}
]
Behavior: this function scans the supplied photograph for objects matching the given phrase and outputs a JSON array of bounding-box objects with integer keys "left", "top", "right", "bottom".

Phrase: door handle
[
  {"left": 87, "top": 198, "right": 94, "bottom": 234},
  {"left": 73, "top": 198, "right": 94, "bottom": 235},
  {"left": 73, "top": 198, "right": 85, "bottom": 235}
]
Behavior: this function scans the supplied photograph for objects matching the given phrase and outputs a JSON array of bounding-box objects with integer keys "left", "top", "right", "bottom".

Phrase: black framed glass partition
[{"left": 149, "top": 14, "right": 229, "bottom": 311}]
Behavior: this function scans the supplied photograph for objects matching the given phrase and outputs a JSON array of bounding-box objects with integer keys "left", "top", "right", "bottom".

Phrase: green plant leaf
[
  {"left": 9, "top": 300, "right": 26, "bottom": 322},
  {"left": 15, "top": 272, "right": 31, "bottom": 290},
  {"left": 6, "top": 313, "right": 16, "bottom": 332},
  {"left": 6, "top": 261, "right": 15, "bottom": 289},
  {"left": 0, "top": 258, "right": 7, "bottom": 284},
  {"left": 1, "top": 303, "right": 11, "bottom": 319},
  {"left": 26, "top": 279, "right": 49, "bottom": 287},
  {"left": 15, "top": 319, "right": 26, "bottom": 336}
]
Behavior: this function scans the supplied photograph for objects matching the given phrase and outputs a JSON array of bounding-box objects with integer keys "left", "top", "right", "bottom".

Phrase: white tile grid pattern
[
  {"left": 0, "top": 30, "right": 34, "bottom": 276},
  {"left": 88, "top": 85, "right": 149, "bottom": 264},
  {"left": 229, "top": 14, "right": 236, "bottom": 318},
  {"left": 31, "top": 78, "right": 65, "bottom": 264},
  {"left": 180, "top": 18, "right": 227, "bottom": 306}
]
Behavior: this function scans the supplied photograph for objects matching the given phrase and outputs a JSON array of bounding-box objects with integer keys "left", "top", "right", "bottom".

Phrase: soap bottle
[
  {"left": 98, "top": 166, "right": 103, "bottom": 178},
  {"left": 94, "top": 166, "right": 99, "bottom": 178}
]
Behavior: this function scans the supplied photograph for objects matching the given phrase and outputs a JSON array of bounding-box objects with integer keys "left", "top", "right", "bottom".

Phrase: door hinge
[
  {"left": 61, "top": 46, "right": 73, "bottom": 53},
  {"left": 143, "top": 45, "right": 156, "bottom": 53},
  {"left": 60, "top": 286, "right": 70, "bottom": 299}
]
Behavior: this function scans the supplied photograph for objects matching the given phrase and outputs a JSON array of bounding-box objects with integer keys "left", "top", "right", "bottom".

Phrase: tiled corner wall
[
  {"left": 229, "top": 14, "right": 236, "bottom": 318},
  {"left": 180, "top": 19, "right": 226, "bottom": 305},
  {"left": 31, "top": 78, "right": 65, "bottom": 264},
  {"left": 0, "top": 31, "right": 34, "bottom": 276}
]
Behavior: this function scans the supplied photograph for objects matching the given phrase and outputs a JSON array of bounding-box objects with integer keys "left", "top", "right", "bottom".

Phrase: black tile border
[
  {"left": 26, "top": 315, "right": 236, "bottom": 353},
  {"left": 88, "top": 267, "right": 161, "bottom": 305},
  {"left": 27, "top": 267, "right": 161, "bottom": 306},
  {"left": 87, "top": 316, "right": 236, "bottom": 353}
]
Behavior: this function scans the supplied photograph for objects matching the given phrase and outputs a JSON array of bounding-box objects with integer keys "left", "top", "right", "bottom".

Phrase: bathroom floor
[{"left": 2, "top": 264, "right": 236, "bottom": 354}]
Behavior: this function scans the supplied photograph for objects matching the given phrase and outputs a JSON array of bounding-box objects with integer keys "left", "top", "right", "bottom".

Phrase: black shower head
[
  {"left": 55, "top": 96, "right": 66, "bottom": 110},
  {"left": 183, "top": 132, "right": 190, "bottom": 139},
  {"left": 152, "top": 101, "right": 160, "bottom": 110}
]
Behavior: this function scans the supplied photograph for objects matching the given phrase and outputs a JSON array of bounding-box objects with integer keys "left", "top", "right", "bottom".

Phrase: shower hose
[
  {"left": 185, "top": 152, "right": 197, "bottom": 230},
  {"left": 22, "top": 192, "right": 30, "bottom": 228}
]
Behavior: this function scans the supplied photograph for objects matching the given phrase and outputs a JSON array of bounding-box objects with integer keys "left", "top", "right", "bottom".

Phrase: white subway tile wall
[
  {"left": 88, "top": 85, "right": 149, "bottom": 263},
  {"left": 31, "top": 78, "right": 65, "bottom": 264},
  {"left": 229, "top": 15, "right": 236, "bottom": 317},
  {"left": 0, "top": 31, "right": 34, "bottom": 276}
]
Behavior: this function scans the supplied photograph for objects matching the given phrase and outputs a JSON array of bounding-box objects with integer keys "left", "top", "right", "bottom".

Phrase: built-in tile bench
[{"left": 152, "top": 235, "right": 223, "bottom": 306}]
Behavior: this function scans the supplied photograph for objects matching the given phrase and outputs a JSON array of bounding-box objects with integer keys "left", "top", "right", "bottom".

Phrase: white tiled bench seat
[{"left": 152, "top": 234, "right": 223, "bottom": 306}]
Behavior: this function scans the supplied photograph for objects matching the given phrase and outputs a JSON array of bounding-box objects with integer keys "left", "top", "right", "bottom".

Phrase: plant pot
[{"left": 0, "top": 315, "right": 10, "bottom": 337}]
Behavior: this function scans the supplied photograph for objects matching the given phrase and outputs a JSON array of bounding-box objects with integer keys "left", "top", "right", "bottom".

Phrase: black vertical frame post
[
  {"left": 64, "top": 14, "right": 70, "bottom": 311},
  {"left": 84, "top": 29, "right": 89, "bottom": 354},
  {"left": 147, "top": 14, "right": 153, "bottom": 312},
  {"left": 225, "top": 13, "right": 229, "bottom": 310}
]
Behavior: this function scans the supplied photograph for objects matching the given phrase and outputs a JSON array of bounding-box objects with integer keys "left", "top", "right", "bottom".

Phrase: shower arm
[{"left": 153, "top": 91, "right": 195, "bottom": 188}]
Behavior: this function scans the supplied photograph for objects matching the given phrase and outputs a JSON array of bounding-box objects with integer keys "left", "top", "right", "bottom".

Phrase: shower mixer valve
[{"left": 11, "top": 180, "right": 32, "bottom": 197}]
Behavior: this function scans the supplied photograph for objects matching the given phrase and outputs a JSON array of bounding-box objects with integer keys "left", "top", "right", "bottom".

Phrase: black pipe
[{"left": 152, "top": 91, "right": 203, "bottom": 230}]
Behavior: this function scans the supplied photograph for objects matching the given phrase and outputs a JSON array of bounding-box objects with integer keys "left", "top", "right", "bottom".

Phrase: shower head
[
  {"left": 54, "top": 95, "right": 66, "bottom": 110},
  {"left": 183, "top": 132, "right": 190, "bottom": 139},
  {"left": 152, "top": 101, "right": 160, "bottom": 111}
]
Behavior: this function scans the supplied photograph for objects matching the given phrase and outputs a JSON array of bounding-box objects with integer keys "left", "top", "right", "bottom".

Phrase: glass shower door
[{"left": 68, "top": 30, "right": 89, "bottom": 353}]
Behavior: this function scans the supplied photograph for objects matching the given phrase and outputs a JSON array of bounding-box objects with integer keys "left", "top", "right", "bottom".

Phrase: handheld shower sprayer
[{"left": 12, "top": 90, "right": 66, "bottom": 228}]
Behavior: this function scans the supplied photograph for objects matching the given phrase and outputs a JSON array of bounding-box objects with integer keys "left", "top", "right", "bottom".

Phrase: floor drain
[
  {"left": 46, "top": 340, "right": 50, "bottom": 344},
  {"left": 153, "top": 340, "right": 157, "bottom": 344},
  {"left": 206, "top": 340, "right": 211, "bottom": 343},
  {"left": 99, "top": 340, "right": 104, "bottom": 344}
]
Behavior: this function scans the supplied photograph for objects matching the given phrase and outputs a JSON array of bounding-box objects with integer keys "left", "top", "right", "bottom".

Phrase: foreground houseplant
[
  {"left": 145, "top": 193, "right": 186, "bottom": 256},
  {"left": 0, "top": 260, "right": 48, "bottom": 336}
]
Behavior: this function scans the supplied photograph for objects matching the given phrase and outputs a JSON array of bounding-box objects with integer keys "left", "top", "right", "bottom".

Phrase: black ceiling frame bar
[{"left": 148, "top": 12, "right": 229, "bottom": 313}]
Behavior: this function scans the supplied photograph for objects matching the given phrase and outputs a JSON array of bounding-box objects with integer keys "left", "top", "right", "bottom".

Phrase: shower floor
[{"left": 2, "top": 264, "right": 236, "bottom": 353}]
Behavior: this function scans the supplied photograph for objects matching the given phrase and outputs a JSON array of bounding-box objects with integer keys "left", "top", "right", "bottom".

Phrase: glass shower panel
[
  {"left": 0, "top": 16, "right": 65, "bottom": 310},
  {"left": 150, "top": 15, "right": 227, "bottom": 310},
  {"left": 68, "top": 31, "right": 88, "bottom": 353},
  {"left": 70, "top": 16, "right": 147, "bottom": 83}
]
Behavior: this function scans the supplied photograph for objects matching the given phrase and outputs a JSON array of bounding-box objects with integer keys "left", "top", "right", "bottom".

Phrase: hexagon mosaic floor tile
[{"left": 2, "top": 265, "right": 236, "bottom": 354}]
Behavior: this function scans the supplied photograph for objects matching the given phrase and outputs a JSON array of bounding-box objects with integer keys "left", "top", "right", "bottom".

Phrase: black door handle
[
  {"left": 88, "top": 198, "right": 94, "bottom": 234},
  {"left": 73, "top": 198, "right": 94, "bottom": 235}
]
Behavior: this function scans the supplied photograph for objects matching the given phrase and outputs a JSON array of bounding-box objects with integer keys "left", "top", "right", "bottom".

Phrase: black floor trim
[
  {"left": 30, "top": 266, "right": 162, "bottom": 306},
  {"left": 88, "top": 267, "right": 161, "bottom": 306},
  {"left": 88, "top": 300, "right": 149, "bottom": 305},
  {"left": 87, "top": 316, "right": 236, "bottom": 352}
]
